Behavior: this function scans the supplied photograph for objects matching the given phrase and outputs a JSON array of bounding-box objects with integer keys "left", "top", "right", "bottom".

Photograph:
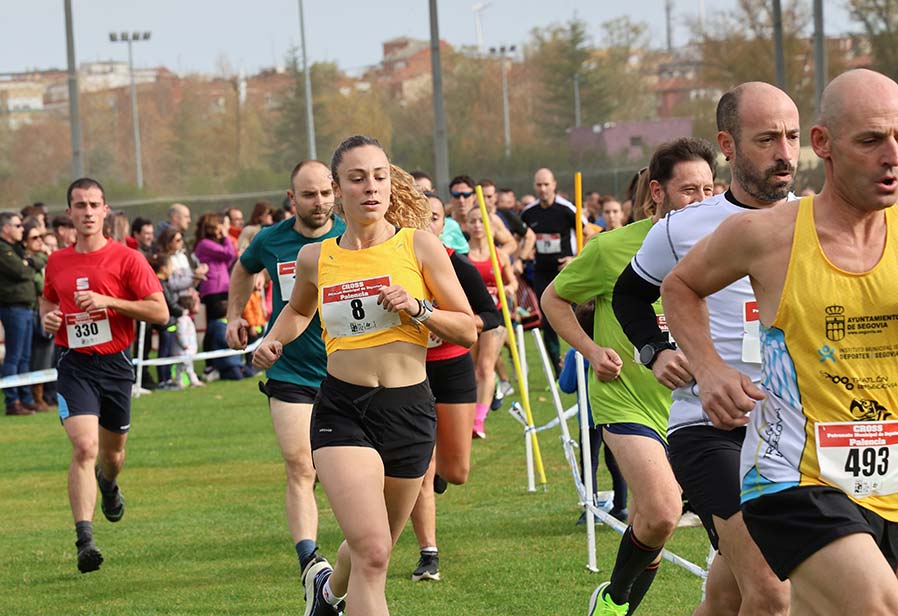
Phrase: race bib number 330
[
  {"left": 320, "top": 276, "right": 401, "bottom": 338},
  {"left": 816, "top": 421, "right": 898, "bottom": 498},
  {"left": 65, "top": 309, "right": 113, "bottom": 349}
]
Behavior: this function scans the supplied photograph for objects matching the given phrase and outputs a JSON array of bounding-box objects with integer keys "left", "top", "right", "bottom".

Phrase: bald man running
[
  {"left": 614, "top": 81, "right": 795, "bottom": 614},
  {"left": 521, "top": 167, "right": 592, "bottom": 375},
  {"left": 662, "top": 69, "right": 898, "bottom": 615}
]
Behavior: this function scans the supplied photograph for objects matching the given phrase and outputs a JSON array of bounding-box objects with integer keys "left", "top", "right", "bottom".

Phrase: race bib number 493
[
  {"left": 320, "top": 276, "right": 401, "bottom": 338},
  {"left": 65, "top": 309, "right": 113, "bottom": 349},
  {"left": 816, "top": 421, "right": 898, "bottom": 498}
]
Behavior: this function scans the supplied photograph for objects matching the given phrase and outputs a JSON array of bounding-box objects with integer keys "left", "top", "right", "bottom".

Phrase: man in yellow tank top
[{"left": 662, "top": 69, "right": 898, "bottom": 615}]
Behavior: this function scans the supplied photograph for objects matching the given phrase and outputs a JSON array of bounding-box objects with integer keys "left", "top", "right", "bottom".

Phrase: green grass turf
[{"left": 0, "top": 340, "right": 709, "bottom": 615}]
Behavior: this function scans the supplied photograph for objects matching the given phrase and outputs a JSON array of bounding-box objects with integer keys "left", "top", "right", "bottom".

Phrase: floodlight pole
[
  {"left": 64, "top": 0, "right": 83, "bottom": 178},
  {"left": 429, "top": 0, "right": 450, "bottom": 198},
  {"left": 298, "top": 0, "right": 317, "bottom": 160},
  {"left": 110, "top": 31, "right": 150, "bottom": 190}
]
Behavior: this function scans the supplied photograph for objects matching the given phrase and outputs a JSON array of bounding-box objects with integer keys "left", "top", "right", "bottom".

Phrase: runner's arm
[
  {"left": 662, "top": 215, "right": 764, "bottom": 427},
  {"left": 414, "top": 231, "right": 477, "bottom": 348},
  {"left": 541, "top": 281, "right": 621, "bottom": 381},
  {"left": 73, "top": 291, "right": 169, "bottom": 326},
  {"left": 225, "top": 260, "right": 256, "bottom": 349}
]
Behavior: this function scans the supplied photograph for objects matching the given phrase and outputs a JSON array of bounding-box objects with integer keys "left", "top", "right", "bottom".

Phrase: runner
[
  {"left": 253, "top": 135, "right": 476, "bottom": 616},
  {"left": 407, "top": 194, "right": 500, "bottom": 581},
  {"left": 613, "top": 81, "right": 798, "bottom": 615},
  {"left": 541, "top": 138, "right": 716, "bottom": 615},
  {"left": 463, "top": 205, "right": 517, "bottom": 438},
  {"left": 225, "top": 159, "right": 346, "bottom": 608},
  {"left": 661, "top": 69, "right": 898, "bottom": 616},
  {"left": 41, "top": 178, "right": 168, "bottom": 573}
]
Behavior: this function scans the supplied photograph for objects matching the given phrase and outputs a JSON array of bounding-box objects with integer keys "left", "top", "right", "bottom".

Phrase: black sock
[
  {"left": 96, "top": 468, "right": 117, "bottom": 495},
  {"left": 296, "top": 539, "right": 317, "bottom": 571},
  {"left": 626, "top": 561, "right": 660, "bottom": 613},
  {"left": 75, "top": 521, "right": 93, "bottom": 547},
  {"left": 607, "top": 527, "right": 663, "bottom": 605}
]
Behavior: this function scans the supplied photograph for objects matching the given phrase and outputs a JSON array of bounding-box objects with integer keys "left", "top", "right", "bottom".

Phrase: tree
[{"left": 847, "top": 0, "right": 898, "bottom": 79}]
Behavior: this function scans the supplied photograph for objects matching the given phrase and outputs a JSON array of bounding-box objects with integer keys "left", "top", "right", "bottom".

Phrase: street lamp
[
  {"left": 109, "top": 30, "right": 151, "bottom": 190},
  {"left": 489, "top": 45, "right": 515, "bottom": 159}
]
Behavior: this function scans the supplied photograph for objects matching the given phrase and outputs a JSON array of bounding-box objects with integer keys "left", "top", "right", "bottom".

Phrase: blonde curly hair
[{"left": 331, "top": 135, "right": 430, "bottom": 230}]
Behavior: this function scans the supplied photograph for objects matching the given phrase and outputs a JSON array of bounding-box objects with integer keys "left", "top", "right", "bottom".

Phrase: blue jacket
[{"left": 558, "top": 348, "right": 594, "bottom": 428}]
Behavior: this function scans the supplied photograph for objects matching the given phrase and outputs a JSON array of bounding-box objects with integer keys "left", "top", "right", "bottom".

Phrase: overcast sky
[{"left": 2, "top": 1, "right": 855, "bottom": 76}]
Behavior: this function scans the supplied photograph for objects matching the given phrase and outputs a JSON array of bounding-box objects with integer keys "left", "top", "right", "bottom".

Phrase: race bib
[
  {"left": 65, "top": 309, "right": 112, "bottom": 349},
  {"left": 633, "top": 313, "right": 673, "bottom": 362},
  {"left": 535, "top": 233, "right": 561, "bottom": 254},
  {"left": 742, "top": 300, "right": 761, "bottom": 364},
  {"left": 816, "top": 421, "right": 898, "bottom": 498},
  {"left": 277, "top": 261, "right": 296, "bottom": 302},
  {"left": 320, "top": 275, "right": 401, "bottom": 338}
]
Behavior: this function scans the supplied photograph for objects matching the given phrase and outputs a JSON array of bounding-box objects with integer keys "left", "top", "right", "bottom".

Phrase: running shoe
[
  {"left": 95, "top": 466, "right": 125, "bottom": 523},
  {"left": 587, "top": 582, "right": 629, "bottom": 616},
  {"left": 498, "top": 380, "right": 514, "bottom": 398},
  {"left": 677, "top": 512, "right": 702, "bottom": 528},
  {"left": 76, "top": 540, "right": 103, "bottom": 573},
  {"left": 411, "top": 550, "right": 440, "bottom": 581},
  {"left": 302, "top": 556, "right": 344, "bottom": 616}
]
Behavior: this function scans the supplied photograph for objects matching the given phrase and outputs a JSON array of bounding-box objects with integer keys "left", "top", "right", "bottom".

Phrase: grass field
[{"left": 0, "top": 340, "right": 710, "bottom": 615}]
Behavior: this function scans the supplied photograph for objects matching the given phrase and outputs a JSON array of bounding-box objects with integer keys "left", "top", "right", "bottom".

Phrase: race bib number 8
[
  {"left": 816, "top": 421, "right": 898, "bottom": 498},
  {"left": 65, "top": 309, "right": 113, "bottom": 349},
  {"left": 320, "top": 276, "right": 401, "bottom": 338}
]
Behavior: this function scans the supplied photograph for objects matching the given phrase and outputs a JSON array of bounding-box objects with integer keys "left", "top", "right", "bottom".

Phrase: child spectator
[
  {"left": 173, "top": 294, "right": 204, "bottom": 388},
  {"left": 148, "top": 253, "right": 183, "bottom": 390}
]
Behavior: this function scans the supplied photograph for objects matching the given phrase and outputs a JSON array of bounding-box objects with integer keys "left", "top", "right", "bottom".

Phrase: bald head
[
  {"left": 533, "top": 168, "right": 557, "bottom": 205},
  {"left": 717, "top": 82, "right": 797, "bottom": 144},
  {"left": 819, "top": 69, "right": 898, "bottom": 137}
]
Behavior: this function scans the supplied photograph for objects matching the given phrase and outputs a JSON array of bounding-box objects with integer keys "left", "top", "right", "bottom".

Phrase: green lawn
[{"left": 0, "top": 341, "right": 709, "bottom": 615}]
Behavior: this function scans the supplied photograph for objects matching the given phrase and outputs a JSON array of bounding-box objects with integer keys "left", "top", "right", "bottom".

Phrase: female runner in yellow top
[{"left": 254, "top": 135, "right": 476, "bottom": 616}]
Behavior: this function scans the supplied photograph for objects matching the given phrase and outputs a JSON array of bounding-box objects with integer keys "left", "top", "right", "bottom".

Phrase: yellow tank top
[
  {"left": 317, "top": 227, "right": 431, "bottom": 353},
  {"left": 744, "top": 196, "right": 898, "bottom": 520}
]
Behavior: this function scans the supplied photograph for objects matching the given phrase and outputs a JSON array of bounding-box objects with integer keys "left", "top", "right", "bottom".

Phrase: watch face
[
  {"left": 422, "top": 300, "right": 434, "bottom": 311},
  {"left": 639, "top": 344, "right": 655, "bottom": 366}
]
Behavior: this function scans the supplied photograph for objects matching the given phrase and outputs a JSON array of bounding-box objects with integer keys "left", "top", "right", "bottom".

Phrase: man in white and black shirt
[
  {"left": 613, "top": 82, "right": 799, "bottom": 615},
  {"left": 521, "top": 167, "right": 591, "bottom": 375}
]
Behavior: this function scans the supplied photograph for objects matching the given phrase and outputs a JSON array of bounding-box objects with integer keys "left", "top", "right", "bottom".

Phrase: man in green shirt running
[
  {"left": 542, "top": 138, "right": 716, "bottom": 615},
  {"left": 226, "top": 160, "right": 346, "bottom": 614}
]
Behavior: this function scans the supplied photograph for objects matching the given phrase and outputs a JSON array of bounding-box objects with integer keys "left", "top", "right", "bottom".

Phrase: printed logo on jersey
[
  {"left": 821, "top": 371, "right": 854, "bottom": 390},
  {"left": 76, "top": 277, "right": 90, "bottom": 291},
  {"left": 825, "top": 305, "right": 846, "bottom": 341},
  {"left": 818, "top": 345, "right": 836, "bottom": 363},
  {"left": 850, "top": 398, "right": 892, "bottom": 422}
]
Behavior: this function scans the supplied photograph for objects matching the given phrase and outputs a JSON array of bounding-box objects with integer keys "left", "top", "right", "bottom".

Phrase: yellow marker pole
[
  {"left": 574, "top": 172, "right": 584, "bottom": 252},
  {"left": 475, "top": 185, "right": 547, "bottom": 487}
]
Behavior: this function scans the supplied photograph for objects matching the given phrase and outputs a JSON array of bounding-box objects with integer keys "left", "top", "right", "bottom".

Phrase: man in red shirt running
[{"left": 41, "top": 178, "right": 169, "bottom": 574}]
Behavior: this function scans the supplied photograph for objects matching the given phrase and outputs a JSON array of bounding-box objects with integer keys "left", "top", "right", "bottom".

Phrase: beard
[
  {"left": 297, "top": 204, "right": 333, "bottom": 229},
  {"left": 731, "top": 152, "right": 795, "bottom": 203}
]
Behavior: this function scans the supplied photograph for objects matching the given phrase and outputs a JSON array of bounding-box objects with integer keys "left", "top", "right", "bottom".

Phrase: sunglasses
[
  {"left": 451, "top": 190, "right": 474, "bottom": 199},
  {"left": 26, "top": 235, "right": 41, "bottom": 241}
]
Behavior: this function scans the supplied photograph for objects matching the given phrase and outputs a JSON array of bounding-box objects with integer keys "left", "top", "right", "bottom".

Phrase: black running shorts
[
  {"left": 56, "top": 347, "right": 135, "bottom": 434},
  {"left": 426, "top": 353, "right": 477, "bottom": 405},
  {"left": 311, "top": 374, "right": 436, "bottom": 479},
  {"left": 259, "top": 378, "right": 318, "bottom": 405},
  {"left": 742, "top": 484, "right": 898, "bottom": 580},
  {"left": 668, "top": 425, "right": 745, "bottom": 551}
]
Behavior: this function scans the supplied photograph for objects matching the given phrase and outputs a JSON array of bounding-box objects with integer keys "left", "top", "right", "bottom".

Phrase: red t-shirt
[{"left": 44, "top": 239, "right": 162, "bottom": 354}]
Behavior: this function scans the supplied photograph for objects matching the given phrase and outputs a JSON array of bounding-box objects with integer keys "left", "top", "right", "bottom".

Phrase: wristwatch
[
  {"left": 411, "top": 299, "right": 434, "bottom": 324},
  {"left": 638, "top": 341, "right": 677, "bottom": 369}
]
